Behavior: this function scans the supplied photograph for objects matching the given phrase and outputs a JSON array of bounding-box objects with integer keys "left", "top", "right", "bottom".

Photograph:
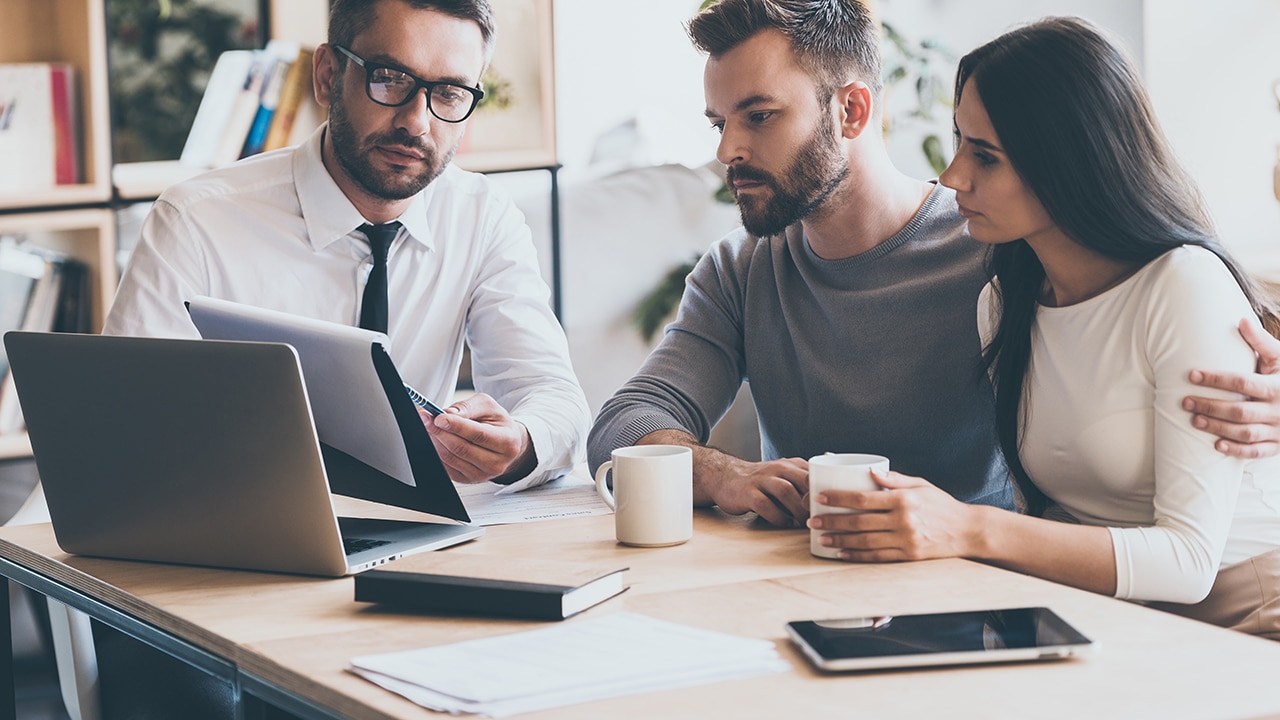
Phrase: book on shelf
[
  {"left": 0, "top": 63, "right": 80, "bottom": 194},
  {"left": 0, "top": 239, "right": 91, "bottom": 436},
  {"left": 180, "top": 50, "right": 256, "bottom": 168},
  {"left": 49, "top": 64, "right": 79, "bottom": 185},
  {"left": 0, "top": 241, "right": 46, "bottom": 378},
  {"left": 239, "top": 57, "right": 289, "bottom": 158},
  {"left": 184, "top": 41, "right": 312, "bottom": 170},
  {"left": 210, "top": 53, "right": 271, "bottom": 168},
  {"left": 262, "top": 46, "right": 316, "bottom": 153},
  {"left": 354, "top": 554, "right": 629, "bottom": 621},
  {"left": 52, "top": 258, "right": 90, "bottom": 334}
]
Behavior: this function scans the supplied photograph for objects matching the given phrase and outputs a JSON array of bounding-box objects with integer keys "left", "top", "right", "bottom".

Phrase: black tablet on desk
[{"left": 786, "top": 607, "right": 1094, "bottom": 672}]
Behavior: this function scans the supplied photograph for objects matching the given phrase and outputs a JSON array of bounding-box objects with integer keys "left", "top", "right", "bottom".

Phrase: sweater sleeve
[
  {"left": 1109, "top": 249, "right": 1253, "bottom": 603},
  {"left": 587, "top": 238, "right": 751, "bottom": 473}
]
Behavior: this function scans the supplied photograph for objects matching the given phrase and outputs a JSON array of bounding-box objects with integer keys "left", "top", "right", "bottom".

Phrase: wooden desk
[{"left": 4, "top": 511, "right": 1280, "bottom": 720}]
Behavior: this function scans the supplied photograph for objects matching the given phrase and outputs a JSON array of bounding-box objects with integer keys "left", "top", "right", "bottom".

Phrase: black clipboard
[{"left": 186, "top": 296, "right": 469, "bottom": 523}]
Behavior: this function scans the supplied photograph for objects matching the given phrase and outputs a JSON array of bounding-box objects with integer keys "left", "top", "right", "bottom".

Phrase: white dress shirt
[
  {"left": 104, "top": 125, "right": 588, "bottom": 490},
  {"left": 979, "top": 246, "right": 1280, "bottom": 603}
]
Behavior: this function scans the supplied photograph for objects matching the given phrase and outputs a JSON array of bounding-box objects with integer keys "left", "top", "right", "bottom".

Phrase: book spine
[
  {"left": 262, "top": 47, "right": 314, "bottom": 152},
  {"left": 240, "top": 58, "right": 290, "bottom": 158},
  {"left": 211, "top": 53, "right": 268, "bottom": 167},
  {"left": 181, "top": 50, "right": 256, "bottom": 168},
  {"left": 49, "top": 64, "right": 79, "bottom": 184},
  {"left": 52, "top": 258, "right": 89, "bottom": 333},
  {"left": 0, "top": 252, "right": 62, "bottom": 434},
  {"left": 239, "top": 103, "right": 275, "bottom": 159}
]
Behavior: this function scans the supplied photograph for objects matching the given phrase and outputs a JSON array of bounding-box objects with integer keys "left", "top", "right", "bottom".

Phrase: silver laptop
[{"left": 2, "top": 331, "right": 483, "bottom": 577}]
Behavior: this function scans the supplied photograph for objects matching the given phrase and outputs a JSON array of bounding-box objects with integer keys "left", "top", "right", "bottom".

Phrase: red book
[{"left": 48, "top": 64, "right": 79, "bottom": 185}]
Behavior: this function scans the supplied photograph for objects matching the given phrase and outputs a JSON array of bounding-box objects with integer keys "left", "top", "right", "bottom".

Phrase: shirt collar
[{"left": 294, "top": 124, "right": 438, "bottom": 252}]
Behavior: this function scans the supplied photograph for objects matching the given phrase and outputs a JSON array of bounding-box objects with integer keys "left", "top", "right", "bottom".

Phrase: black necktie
[{"left": 358, "top": 221, "right": 401, "bottom": 334}]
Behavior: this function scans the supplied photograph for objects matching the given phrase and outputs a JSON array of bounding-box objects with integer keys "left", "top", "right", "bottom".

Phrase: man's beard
[
  {"left": 327, "top": 85, "right": 456, "bottom": 201},
  {"left": 728, "top": 113, "right": 848, "bottom": 237}
]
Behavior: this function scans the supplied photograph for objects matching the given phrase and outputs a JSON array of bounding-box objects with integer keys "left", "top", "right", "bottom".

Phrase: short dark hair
[
  {"left": 328, "top": 0, "right": 496, "bottom": 63},
  {"left": 687, "top": 0, "right": 882, "bottom": 102}
]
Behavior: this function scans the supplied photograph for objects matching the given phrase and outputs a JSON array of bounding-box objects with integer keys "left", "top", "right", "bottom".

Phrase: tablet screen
[{"left": 787, "top": 607, "right": 1093, "bottom": 672}]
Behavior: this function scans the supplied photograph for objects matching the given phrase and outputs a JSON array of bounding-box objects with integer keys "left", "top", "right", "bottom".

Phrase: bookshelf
[
  {"left": 0, "top": 209, "right": 117, "bottom": 460},
  {"left": 0, "top": 0, "right": 117, "bottom": 460},
  {"left": 0, "top": 0, "right": 113, "bottom": 211},
  {"left": 0, "top": 0, "right": 562, "bottom": 461},
  {"left": 0, "top": 209, "right": 117, "bottom": 332}
]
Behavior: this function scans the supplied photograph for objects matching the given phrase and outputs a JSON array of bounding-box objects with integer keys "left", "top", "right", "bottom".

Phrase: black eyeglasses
[{"left": 333, "top": 45, "right": 484, "bottom": 123}]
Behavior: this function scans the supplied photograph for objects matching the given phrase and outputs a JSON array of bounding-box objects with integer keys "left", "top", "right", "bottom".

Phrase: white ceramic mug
[
  {"left": 595, "top": 445, "right": 693, "bottom": 547},
  {"left": 808, "top": 453, "right": 890, "bottom": 559}
]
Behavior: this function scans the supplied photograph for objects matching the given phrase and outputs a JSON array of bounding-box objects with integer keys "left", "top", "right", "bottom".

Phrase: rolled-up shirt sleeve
[{"left": 465, "top": 197, "right": 589, "bottom": 492}]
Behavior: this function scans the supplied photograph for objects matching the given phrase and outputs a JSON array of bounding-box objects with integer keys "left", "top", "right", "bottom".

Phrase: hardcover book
[
  {"left": 0, "top": 241, "right": 66, "bottom": 435},
  {"left": 354, "top": 555, "right": 628, "bottom": 621},
  {"left": 0, "top": 63, "right": 78, "bottom": 192},
  {"left": 180, "top": 50, "right": 256, "bottom": 168},
  {"left": 262, "top": 47, "right": 315, "bottom": 153}
]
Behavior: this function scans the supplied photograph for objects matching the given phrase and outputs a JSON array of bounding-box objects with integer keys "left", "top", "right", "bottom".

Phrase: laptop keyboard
[{"left": 343, "top": 536, "right": 392, "bottom": 556}]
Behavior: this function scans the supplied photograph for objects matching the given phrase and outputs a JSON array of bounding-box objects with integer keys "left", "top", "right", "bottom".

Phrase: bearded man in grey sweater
[{"left": 588, "top": 0, "right": 1280, "bottom": 528}]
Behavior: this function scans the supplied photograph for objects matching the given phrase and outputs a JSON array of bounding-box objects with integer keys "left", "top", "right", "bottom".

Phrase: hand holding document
[{"left": 349, "top": 612, "right": 790, "bottom": 717}]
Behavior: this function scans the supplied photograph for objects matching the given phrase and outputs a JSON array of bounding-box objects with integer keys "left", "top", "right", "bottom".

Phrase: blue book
[{"left": 239, "top": 57, "right": 289, "bottom": 159}]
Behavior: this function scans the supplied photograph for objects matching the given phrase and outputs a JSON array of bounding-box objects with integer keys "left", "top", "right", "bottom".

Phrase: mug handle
[{"left": 594, "top": 461, "right": 617, "bottom": 511}]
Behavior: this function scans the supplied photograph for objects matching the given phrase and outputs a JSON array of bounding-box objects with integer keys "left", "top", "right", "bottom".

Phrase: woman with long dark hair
[{"left": 809, "top": 16, "right": 1280, "bottom": 638}]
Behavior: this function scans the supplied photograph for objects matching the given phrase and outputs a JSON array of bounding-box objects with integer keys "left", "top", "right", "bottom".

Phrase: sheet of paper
[
  {"left": 349, "top": 612, "right": 789, "bottom": 717},
  {"left": 456, "top": 474, "right": 611, "bottom": 526},
  {"left": 352, "top": 658, "right": 786, "bottom": 718}
]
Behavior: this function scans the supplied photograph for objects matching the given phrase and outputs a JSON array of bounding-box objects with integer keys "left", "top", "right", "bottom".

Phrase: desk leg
[{"left": 2, "top": 580, "right": 15, "bottom": 720}]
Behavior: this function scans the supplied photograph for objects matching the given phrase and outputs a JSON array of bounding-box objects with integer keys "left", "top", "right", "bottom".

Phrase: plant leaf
[
  {"left": 632, "top": 257, "right": 700, "bottom": 342},
  {"left": 923, "top": 134, "right": 948, "bottom": 176}
]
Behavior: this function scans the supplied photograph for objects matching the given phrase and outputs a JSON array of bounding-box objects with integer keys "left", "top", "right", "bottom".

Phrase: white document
[
  {"left": 456, "top": 474, "right": 612, "bottom": 526},
  {"left": 349, "top": 612, "right": 789, "bottom": 717}
]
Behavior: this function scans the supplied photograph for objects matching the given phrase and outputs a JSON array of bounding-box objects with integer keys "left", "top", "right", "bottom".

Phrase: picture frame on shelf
[{"left": 454, "top": 0, "right": 557, "bottom": 173}]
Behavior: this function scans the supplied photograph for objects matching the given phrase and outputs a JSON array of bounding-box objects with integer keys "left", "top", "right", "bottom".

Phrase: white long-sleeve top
[
  {"left": 979, "top": 245, "right": 1280, "bottom": 603},
  {"left": 104, "top": 125, "right": 588, "bottom": 491}
]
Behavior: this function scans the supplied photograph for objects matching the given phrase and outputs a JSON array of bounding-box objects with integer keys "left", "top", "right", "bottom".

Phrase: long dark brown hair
[{"left": 964, "top": 17, "right": 1280, "bottom": 515}]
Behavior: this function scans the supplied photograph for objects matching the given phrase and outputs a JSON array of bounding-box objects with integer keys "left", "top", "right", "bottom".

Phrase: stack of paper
[{"left": 349, "top": 612, "right": 789, "bottom": 717}]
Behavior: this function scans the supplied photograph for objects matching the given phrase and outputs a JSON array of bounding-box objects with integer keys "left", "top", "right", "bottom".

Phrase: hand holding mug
[{"left": 808, "top": 453, "right": 889, "bottom": 559}]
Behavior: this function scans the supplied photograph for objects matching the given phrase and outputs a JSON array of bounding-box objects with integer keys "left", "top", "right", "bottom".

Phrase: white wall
[
  {"left": 551, "top": 0, "right": 720, "bottom": 172},
  {"left": 874, "top": 0, "right": 1144, "bottom": 180},
  {"left": 549, "top": 1, "right": 1146, "bottom": 178},
  {"left": 1144, "top": 0, "right": 1280, "bottom": 270}
]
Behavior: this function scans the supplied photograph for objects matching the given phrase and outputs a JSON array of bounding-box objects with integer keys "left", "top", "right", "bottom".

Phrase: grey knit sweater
[{"left": 588, "top": 184, "right": 1013, "bottom": 508}]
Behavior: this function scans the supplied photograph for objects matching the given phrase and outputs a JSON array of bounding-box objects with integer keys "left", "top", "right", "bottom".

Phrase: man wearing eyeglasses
[{"left": 106, "top": 0, "right": 588, "bottom": 491}]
